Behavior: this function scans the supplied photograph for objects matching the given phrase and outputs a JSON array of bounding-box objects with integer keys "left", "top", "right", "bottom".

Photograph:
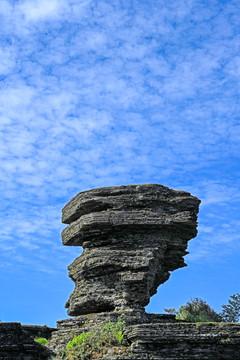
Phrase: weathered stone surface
[
  {"left": 62, "top": 184, "right": 200, "bottom": 316},
  {"left": 3, "top": 184, "right": 240, "bottom": 359},
  {"left": 0, "top": 322, "right": 54, "bottom": 360},
  {"left": 47, "top": 184, "right": 240, "bottom": 359},
  {"left": 62, "top": 184, "right": 198, "bottom": 225},
  {"left": 62, "top": 184, "right": 199, "bottom": 245},
  {"left": 48, "top": 317, "right": 240, "bottom": 359},
  {"left": 125, "top": 322, "right": 240, "bottom": 359},
  {"left": 47, "top": 311, "right": 178, "bottom": 352},
  {"left": 22, "top": 324, "right": 56, "bottom": 340}
]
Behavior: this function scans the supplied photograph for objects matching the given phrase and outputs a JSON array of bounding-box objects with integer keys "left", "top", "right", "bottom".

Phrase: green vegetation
[
  {"left": 164, "top": 297, "right": 222, "bottom": 322},
  {"left": 34, "top": 337, "right": 48, "bottom": 345},
  {"left": 57, "top": 317, "right": 128, "bottom": 360},
  {"left": 165, "top": 292, "right": 240, "bottom": 323},
  {"left": 221, "top": 292, "right": 240, "bottom": 322}
]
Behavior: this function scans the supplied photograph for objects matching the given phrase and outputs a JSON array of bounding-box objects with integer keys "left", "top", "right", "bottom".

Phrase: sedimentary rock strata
[
  {"left": 125, "top": 322, "right": 240, "bottom": 359},
  {"left": 3, "top": 184, "right": 240, "bottom": 359},
  {"left": 46, "top": 184, "right": 240, "bottom": 359},
  {"left": 0, "top": 322, "right": 54, "bottom": 360},
  {"left": 62, "top": 184, "right": 200, "bottom": 316}
]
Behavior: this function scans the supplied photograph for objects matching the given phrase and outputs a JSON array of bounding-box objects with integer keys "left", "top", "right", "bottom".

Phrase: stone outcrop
[
  {"left": 125, "top": 322, "right": 240, "bottom": 359},
  {"left": 47, "top": 184, "right": 240, "bottom": 359},
  {"left": 62, "top": 184, "right": 200, "bottom": 316},
  {"left": 2, "top": 184, "right": 240, "bottom": 359},
  {"left": 0, "top": 322, "right": 55, "bottom": 360},
  {"left": 49, "top": 317, "right": 240, "bottom": 359},
  {"left": 48, "top": 312, "right": 178, "bottom": 352},
  {"left": 22, "top": 324, "right": 56, "bottom": 340}
]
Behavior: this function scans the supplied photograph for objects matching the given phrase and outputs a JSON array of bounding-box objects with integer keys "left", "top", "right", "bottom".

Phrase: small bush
[
  {"left": 221, "top": 292, "right": 240, "bottom": 322},
  {"left": 34, "top": 337, "right": 48, "bottom": 346},
  {"left": 165, "top": 297, "right": 222, "bottom": 322},
  {"left": 102, "top": 318, "right": 125, "bottom": 344},
  {"left": 66, "top": 331, "right": 92, "bottom": 351}
]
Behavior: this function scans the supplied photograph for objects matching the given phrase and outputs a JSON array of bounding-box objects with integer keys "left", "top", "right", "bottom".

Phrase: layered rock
[
  {"left": 2, "top": 184, "right": 240, "bottom": 359},
  {"left": 62, "top": 184, "right": 200, "bottom": 316},
  {"left": 47, "top": 184, "right": 240, "bottom": 359},
  {"left": 124, "top": 322, "right": 240, "bottom": 360},
  {"left": 0, "top": 322, "right": 54, "bottom": 360}
]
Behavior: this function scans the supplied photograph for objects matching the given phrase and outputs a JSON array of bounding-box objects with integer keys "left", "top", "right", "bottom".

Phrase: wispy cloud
[
  {"left": 0, "top": 0, "right": 240, "bottom": 324},
  {"left": 19, "top": 0, "right": 65, "bottom": 21}
]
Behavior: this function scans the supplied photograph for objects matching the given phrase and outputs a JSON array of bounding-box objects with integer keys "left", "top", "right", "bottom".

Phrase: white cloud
[
  {"left": 0, "top": 85, "right": 35, "bottom": 110},
  {"left": 19, "top": 0, "right": 63, "bottom": 21},
  {"left": 0, "top": 46, "right": 16, "bottom": 75},
  {"left": 225, "top": 56, "right": 240, "bottom": 77},
  {"left": 0, "top": 0, "right": 239, "bottom": 278},
  {"left": 0, "top": 0, "right": 11, "bottom": 16}
]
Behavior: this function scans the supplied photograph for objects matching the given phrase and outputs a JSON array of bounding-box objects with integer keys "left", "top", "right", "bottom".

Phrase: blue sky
[{"left": 0, "top": 0, "right": 240, "bottom": 327}]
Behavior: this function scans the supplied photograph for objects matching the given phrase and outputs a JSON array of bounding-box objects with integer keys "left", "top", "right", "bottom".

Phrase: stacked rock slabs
[
  {"left": 0, "top": 322, "right": 54, "bottom": 360},
  {"left": 125, "top": 322, "right": 240, "bottom": 360},
  {"left": 48, "top": 184, "right": 240, "bottom": 359},
  {"left": 61, "top": 184, "right": 200, "bottom": 316}
]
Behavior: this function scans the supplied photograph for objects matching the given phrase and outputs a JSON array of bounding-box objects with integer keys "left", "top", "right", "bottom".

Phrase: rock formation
[
  {"left": 47, "top": 184, "right": 240, "bottom": 359},
  {"left": 2, "top": 184, "right": 240, "bottom": 359},
  {"left": 0, "top": 322, "right": 54, "bottom": 360},
  {"left": 62, "top": 184, "right": 200, "bottom": 317}
]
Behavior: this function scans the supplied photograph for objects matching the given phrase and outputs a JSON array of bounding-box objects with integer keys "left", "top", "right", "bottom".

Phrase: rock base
[
  {"left": 47, "top": 313, "right": 240, "bottom": 359},
  {"left": 126, "top": 322, "right": 240, "bottom": 360},
  {"left": 0, "top": 322, "right": 55, "bottom": 360},
  {"left": 47, "top": 311, "right": 178, "bottom": 352}
]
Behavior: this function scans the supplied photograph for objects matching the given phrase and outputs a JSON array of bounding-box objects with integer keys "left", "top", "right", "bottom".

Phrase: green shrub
[
  {"left": 34, "top": 337, "right": 48, "bottom": 345},
  {"left": 221, "top": 292, "right": 240, "bottom": 322},
  {"left": 165, "top": 297, "right": 222, "bottom": 322},
  {"left": 66, "top": 331, "right": 92, "bottom": 351},
  {"left": 102, "top": 318, "right": 125, "bottom": 344}
]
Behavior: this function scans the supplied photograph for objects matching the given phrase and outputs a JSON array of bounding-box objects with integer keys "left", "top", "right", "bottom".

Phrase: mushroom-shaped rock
[{"left": 62, "top": 184, "right": 200, "bottom": 316}]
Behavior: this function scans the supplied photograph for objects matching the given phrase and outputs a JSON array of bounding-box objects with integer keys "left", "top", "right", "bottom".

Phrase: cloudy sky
[{"left": 0, "top": 0, "right": 240, "bottom": 327}]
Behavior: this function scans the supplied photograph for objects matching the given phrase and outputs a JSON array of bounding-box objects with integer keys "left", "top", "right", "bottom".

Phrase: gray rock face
[
  {"left": 47, "top": 185, "right": 240, "bottom": 359},
  {"left": 0, "top": 322, "right": 54, "bottom": 360},
  {"left": 62, "top": 184, "right": 200, "bottom": 316},
  {"left": 125, "top": 322, "right": 240, "bottom": 359}
]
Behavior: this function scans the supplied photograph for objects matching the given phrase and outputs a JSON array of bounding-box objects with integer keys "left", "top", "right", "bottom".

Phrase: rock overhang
[{"left": 61, "top": 184, "right": 201, "bottom": 247}]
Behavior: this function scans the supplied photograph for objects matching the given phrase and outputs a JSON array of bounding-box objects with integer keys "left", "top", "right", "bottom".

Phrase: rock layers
[
  {"left": 62, "top": 184, "right": 200, "bottom": 316},
  {"left": 0, "top": 322, "right": 54, "bottom": 360},
  {"left": 47, "top": 184, "right": 240, "bottom": 359}
]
